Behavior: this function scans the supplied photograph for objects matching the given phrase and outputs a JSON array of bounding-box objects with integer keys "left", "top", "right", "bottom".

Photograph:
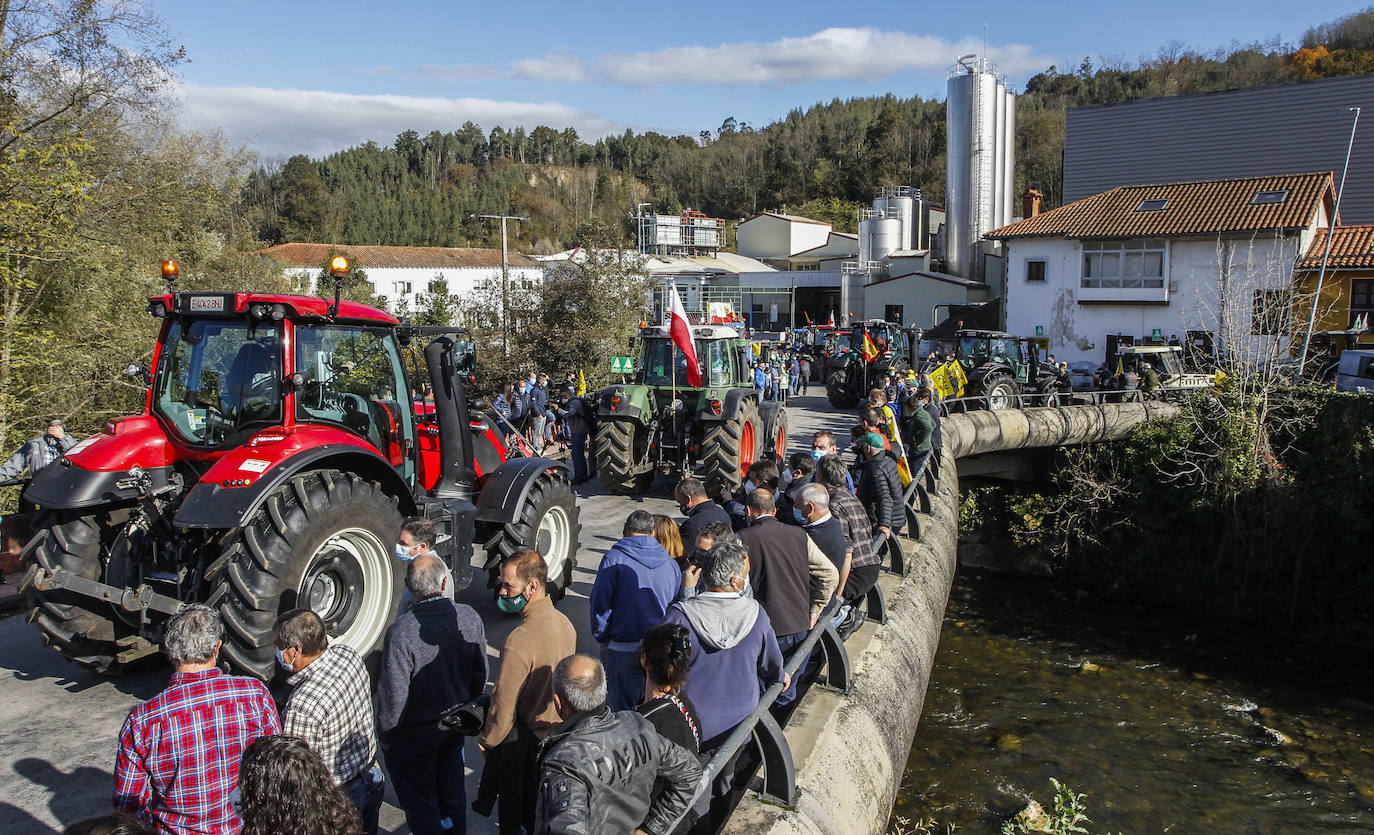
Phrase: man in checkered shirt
[
  {"left": 274, "top": 608, "right": 385, "bottom": 835},
  {"left": 114, "top": 604, "right": 280, "bottom": 833},
  {"left": 816, "top": 454, "right": 880, "bottom": 637}
]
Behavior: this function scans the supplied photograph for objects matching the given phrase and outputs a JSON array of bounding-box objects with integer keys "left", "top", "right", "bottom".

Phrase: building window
[
  {"left": 884, "top": 304, "right": 904, "bottom": 323},
  {"left": 1135, "top": 198, "right": 1168, "bottom": 212},
  {"left": 1251, "top": 190, "right": 1289, "bottom": 206},
  {"left": 393, "top": 281, "right": 413, "bottom": 295},
  {"left": 1081, "top": 239, "right": 1165, "bottom": 289},
  {"left": 1252, "top": 289, "right": 1292, "bottom": 335},
  {"left": 1025, "top": 260, "right": 1046, "bottom": 282},
  {"left": 1352, "top": 279, "right": 1374, "bottom": 328}
]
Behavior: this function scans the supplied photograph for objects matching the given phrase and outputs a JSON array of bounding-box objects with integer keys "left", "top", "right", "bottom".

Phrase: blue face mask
[
  {"left": 395, "top": 543, "right": 414, "bottom": 562},
  {"left": 737, "top": 576, "right": 752, "bottom": 598},
  {"left": 810, "top": 448, "right": 825, "bottom": 463},
  {"left": 496, "top": 593, "right": 528, "bottom": 614},
  {"left": 792, "top": 507, "right": 807, "bottom": 525},
  {"left": 743, "top": 479, "right": 757, "bottom": 494},
  {"left": 275, "top": 647, "right": 293, "bottom": 673}
]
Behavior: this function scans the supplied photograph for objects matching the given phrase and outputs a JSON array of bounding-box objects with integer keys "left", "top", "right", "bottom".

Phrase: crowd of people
[
  {"left": 485, "top": 370, "right": 594, "bottom": 485},
  {"left": 750, "top": 350, "right": 811, "bottom": 402},
  {"left": 65, "top": 371, "right": 947, "bottom": 835}
]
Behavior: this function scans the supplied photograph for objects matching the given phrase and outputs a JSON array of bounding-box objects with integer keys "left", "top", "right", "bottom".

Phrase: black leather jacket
[
  {"left": 856, "top": 451, "right": 904, "bottom": 532},
  {"left": 534, "top": 705, "right": 701, "bottom": 835}
]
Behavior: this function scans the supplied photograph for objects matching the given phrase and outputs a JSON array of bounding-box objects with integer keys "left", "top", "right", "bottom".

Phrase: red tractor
[{"left": 19, "top": 260, "right": 580, "bottom": 680}]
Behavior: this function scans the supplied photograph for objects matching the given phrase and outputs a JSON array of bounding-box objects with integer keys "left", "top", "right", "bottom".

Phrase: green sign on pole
[
  {"left": 611, "top": 356, "right": 635, "bottom": 374},
  {"left": 1035, "top": 325, "right": 1045, "bottom": 337},
  {"left": 1151, "top": 328, "right": 1163, "bottom": 341}
]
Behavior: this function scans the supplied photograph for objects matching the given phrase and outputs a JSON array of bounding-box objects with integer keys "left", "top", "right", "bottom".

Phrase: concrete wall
[
  {"left": 862, "top": 274, "right": 979, "bottom": 329},
  {"left": 725, "top": 400, "right": 1179, "bottom": 835},
  {"left": 1004, "top": 234, "right": 1306, "bottom": 366},
  {"left": 739, "top": 215, "right": 833, "bottom": 260}
]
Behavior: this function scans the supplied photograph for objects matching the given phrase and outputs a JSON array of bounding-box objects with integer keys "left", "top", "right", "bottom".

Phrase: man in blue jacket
[{"left": 589, "top": 510, "right": 682, "bottom": 710}]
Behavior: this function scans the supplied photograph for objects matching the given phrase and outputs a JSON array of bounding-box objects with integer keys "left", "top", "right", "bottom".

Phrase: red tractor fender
[
  {"left": 474, "top": 456, "right": 569, "bottom": 527},
  {"left": 175, "top": 437, "right": 416, "bottom": 530}
]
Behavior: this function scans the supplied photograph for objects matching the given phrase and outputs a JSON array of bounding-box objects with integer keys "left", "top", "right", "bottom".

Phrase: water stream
[{"left": 890, "top": 569, "right": 1374, "bottom": 833}]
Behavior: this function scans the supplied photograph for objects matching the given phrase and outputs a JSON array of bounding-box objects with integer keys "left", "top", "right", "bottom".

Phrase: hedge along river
[{"left": 890, "top": 569, "right": 1374, "bottom": 833}]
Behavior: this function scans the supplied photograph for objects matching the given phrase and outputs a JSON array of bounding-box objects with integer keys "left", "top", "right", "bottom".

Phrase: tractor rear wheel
[
  {"left": 596, "top": 418, "right": 653, "bottom": 495},
  {"left": 700, "top": 397, "right": 762, "bottom": 500},
  {"left": 827, "top": 370, "right": 859, "bottom": 409},
  {"left": 983, "top": 374, "right": 1019, "bottom": 411},
  {"left": 214, "top": 469, "right": 403, "bottom": 680},
  {"left": 25, "top": 510, "right": 136, "bottom": 675},
  {"left": 760, "top": 402, "right": 789, "bottom": 460},
  {"left": 488, "top": 470, "right": 580, "bottom": 602}
]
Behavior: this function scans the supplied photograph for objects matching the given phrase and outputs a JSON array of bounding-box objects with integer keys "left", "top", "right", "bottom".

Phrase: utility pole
[
  {"left": 475, "top": 213, "right": 528, "bottom": 357},
  {"left": 1299, "top": 106, "right": 1360, "bottom": 375}
]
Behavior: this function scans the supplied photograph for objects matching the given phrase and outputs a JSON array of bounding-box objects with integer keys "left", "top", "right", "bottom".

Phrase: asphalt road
[{"left": 0, "top": 390, "right": 841, "bottom": 834}]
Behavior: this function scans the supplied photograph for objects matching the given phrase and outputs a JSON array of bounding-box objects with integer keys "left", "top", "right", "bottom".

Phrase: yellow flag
[
  {"left": 930, "top": 364, "right": 953, "bottom": 399},
  {"left": 1115, "top": 355, "right": 1124, "bottom": 377},
  {"left": 576, "top": 369, "right": 587, "bottom": 396},
  {"left": 946, "top": 360, "right": 969, "bottom": 397}
]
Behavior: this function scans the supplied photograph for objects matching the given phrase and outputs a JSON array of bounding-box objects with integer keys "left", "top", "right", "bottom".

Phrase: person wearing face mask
[
  {"left": 808, "top": 430, "right": 855, "bottom": 491},
  {"left": 377, "top": 555, "right": 487, "bottom": 835},
  {"left": 776, "top": 452, "right": 815, "bottom": 527},
  {"left": 395, "top": 518, "right": 453, "bottom": 614},
  {"left": 675, "top": 477, "right": 730, "bottom": 552},
  {"left": 476, "top": 550, "right": 575, "bottom": 834},
  {"left": 661, "top": 540, "right": 785, "bottom": 832},
  {"left": 272, "top": 609, "right": 384, "bottom": 834}
]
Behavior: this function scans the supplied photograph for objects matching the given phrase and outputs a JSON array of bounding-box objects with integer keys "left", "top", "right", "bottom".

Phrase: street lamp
[
  {"left": 474, "top": 213, "right": 529, "bottom": 358},
  {"left": 1298, "top": 106, "right": 1361, "bottom": 376}
]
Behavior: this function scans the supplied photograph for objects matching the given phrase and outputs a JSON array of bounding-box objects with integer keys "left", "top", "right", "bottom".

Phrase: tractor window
[
  {"left": 991, "top": 339, "right": 1022, "bottom": 366},
  {"left": 640, "top": 337, "right": 698, "bottom": 387},
  {"left": 294, "top": 325, "right": 414, "bottom": 476},
  {"left": 153, "top": 319, "right": 282, "bottom": 447},
  {"left": 705, "top": 341, "right": 732, "bottom": 387},
  {"left": 959, "top": 337, "right": 990, "bottom": 366}
]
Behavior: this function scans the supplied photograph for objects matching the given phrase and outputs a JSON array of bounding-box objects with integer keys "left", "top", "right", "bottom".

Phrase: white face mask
[{"left": 395, "top": 543, "right": 415, "bottom": 562}]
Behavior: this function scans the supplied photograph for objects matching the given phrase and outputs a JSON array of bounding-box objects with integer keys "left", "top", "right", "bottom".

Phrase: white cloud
[
  {"left": 538, "top": 27, "right": 1051, "bottom": 87},
  {"left": 175, "top": 83, "right": 631, "bottom": 159},
  {"left": 417, "top": 63, "right": 505, "bottom": 81}
]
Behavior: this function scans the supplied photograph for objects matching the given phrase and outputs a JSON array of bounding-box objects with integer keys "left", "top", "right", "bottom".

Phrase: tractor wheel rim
[
  {"left": 740, "top": 420, "right": 756, "bottom": 476},
  {"left": 537, "top": 504, "right": 573, "bottom": 583},
  {"left": 776, "top": 425, "right": 786, "bottom": 456},
  {"left": 301, "top": 527, "right": 390, "bottom": 654}
]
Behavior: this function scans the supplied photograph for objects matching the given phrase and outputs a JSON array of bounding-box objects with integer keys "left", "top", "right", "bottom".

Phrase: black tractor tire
[
  {"left": 595, "top": 418, "right": 653, "bottom": 495},
  {"left": 759, "top": 402, "right": 789, "bottom": 461},
  {"left": 982, "top": 373, "right": 1020, "bottom": 411},
  {"left": 827, "top": 370, "right": 859, "bottom": 409},
  {"left": 25, "top": 510, "right": 136, "bottom": 675},
  {"left": 214, "top": 469, "right": 404, "bottom": 680},
  {"left": 700, "top": 397, "right": 762, "bottom": 501},
  {"left": 487, "top": 470, "right": 581, "bottom": 602}
]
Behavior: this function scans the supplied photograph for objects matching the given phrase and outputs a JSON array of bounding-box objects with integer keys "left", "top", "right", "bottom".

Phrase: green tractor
[
  {"left": 826, "top": 320, "right": 915, "bottom": 408},
  {"left": 595, "top": 324, "right": 787, "bottom": 500},
  {"left": 925, "top": 329, "right": 1059, "bottom": 409}
]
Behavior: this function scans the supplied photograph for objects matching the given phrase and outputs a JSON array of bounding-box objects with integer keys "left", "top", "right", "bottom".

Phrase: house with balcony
[{"left": 986, "top": 172, "right": 1337, "bottom": 366}]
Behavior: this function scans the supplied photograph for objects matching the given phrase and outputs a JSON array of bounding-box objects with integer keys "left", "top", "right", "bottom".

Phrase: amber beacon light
[{"left": 329, "top": 256, "right": 350, "bottom": 277}]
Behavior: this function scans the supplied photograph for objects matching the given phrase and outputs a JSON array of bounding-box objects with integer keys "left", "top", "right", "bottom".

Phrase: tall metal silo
[
  {"left": 874, "top": 185, "right": 918, "bottom": 250},
  {"left": 945, "top": 56, "right": 1016, "bottom": 279},
  {"left": 859, "top": 211, "right": 902, "bottom": 266}
]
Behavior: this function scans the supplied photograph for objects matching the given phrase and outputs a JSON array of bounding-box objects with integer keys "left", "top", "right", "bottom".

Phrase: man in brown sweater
[{"left": 476, "top": 549, "right": 577, "bottom": 833}]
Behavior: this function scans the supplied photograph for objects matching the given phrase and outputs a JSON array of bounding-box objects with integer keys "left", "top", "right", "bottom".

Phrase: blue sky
[{"left": 161, "top": 0, "right": 1356, "bottom": 159}]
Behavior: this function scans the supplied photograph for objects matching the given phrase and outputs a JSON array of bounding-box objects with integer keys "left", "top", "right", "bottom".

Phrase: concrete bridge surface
[{"left": 724, "top": 399, "right": 1179, "bottom": 835}]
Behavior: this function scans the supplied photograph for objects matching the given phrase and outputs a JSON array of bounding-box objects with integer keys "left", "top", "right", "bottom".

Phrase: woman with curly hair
[
  {"left": 636, "top": 622, "right": 701, "bottom": 755},
  {"left": 652, "top": 514, "right": 684, "bottom": 562},
  {"left": 237, "top": 735, "right": 362, "bottom": 835}
]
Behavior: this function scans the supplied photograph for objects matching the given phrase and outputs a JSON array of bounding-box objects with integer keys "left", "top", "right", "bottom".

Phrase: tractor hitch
[{"left": 21, "top": 565, "right": 184, "bottom": 617}]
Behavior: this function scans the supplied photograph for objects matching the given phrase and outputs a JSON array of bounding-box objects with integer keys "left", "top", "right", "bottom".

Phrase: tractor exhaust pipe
[{"left": 424, "top": 335, "right": 476, "bottom": 500}]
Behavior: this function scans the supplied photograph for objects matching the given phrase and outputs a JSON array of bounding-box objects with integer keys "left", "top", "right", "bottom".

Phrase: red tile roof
[
  {"left": 1297, "top": 225, "right": 1374, "bottom": 270},
  {"left": 987, "top": 172, "right": 1334, "bottom": 240},
  {"left": 254, "top": 243, "right": 540, "bottom": 269}
]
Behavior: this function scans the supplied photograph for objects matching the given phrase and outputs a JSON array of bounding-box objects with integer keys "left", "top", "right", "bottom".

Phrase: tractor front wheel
[
  {"left": 595, "top": 419, "right": 654, "bottom": 495},
  {"left": 214, "top": 469, "right": 403, "bottom": 680},
  {"left": 826, "top": 370, "right": 859, "bottom": 409},
  {"left": 700, "top": 397, "right": 762, "bottom": 501},
  {"left": 488, "top": 470, "right": 580, "bottom": 602},
  {"left": 25, "top": 510, "right": 136, "bottom": 675},
  {"left": 983, "top": 374, "right": 1020, "bottom": 411}
]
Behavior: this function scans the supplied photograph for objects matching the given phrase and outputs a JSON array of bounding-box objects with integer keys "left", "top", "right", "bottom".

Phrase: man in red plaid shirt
[{"left": 114, "top": 604, "right": 280, "bottom": 833}]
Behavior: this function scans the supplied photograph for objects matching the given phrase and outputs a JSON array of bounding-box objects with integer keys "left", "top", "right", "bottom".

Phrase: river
[{"left": 889, "top": 569, "right": 1374, "bottom": 833}]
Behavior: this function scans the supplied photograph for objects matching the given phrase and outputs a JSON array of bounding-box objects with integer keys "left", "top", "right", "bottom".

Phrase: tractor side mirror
[{"left": 471, "top": 398, "right": 490, "bottom": 412}]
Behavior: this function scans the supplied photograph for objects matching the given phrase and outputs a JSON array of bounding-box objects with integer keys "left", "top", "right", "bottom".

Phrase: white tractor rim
[
  {"left": 537, "top": 505, "right": 573, "bottom": 584},
  {"left": 301, "top": 527, "right": 391, "bottom": 654}
]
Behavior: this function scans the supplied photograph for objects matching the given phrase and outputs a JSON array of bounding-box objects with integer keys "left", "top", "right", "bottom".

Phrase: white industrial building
[
  {"left": 986, "top": 171, "right": 1336, "bottom": 367},
  {"left": 255, "top": 243, "right": 544, "bottom": 312}
]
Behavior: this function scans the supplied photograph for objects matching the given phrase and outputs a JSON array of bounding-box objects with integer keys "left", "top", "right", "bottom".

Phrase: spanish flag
[{"left": 862, "top": 332, "right": 880, "bottom": 362}]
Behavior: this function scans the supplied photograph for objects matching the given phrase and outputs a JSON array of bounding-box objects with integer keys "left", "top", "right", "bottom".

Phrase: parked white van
[{"left": 1335, "top": 350, "right": 1374, "bottom": 394}]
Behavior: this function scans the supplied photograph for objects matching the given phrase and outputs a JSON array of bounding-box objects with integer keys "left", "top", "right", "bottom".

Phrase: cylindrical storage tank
[
  {"left": 1002, "top": 88, "right": 1016, "bottom": 229},
  {"left": 971, "top": 70, "right": 999, "bottom": 244},
  {"left": 878, "top": 195, "right": 915, "bottom": 250},
  {"left": 859, "top": 217, "right": 874, "bottom": 264},
  {"left": 870, "top": 217, "right": 902, "bottom": 263},
  {"left": 944, "top": 73, "right": 972, "bottom": 278},
  {"left": 993, "top": 84, "right": 1007, "bottom": 231}
]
